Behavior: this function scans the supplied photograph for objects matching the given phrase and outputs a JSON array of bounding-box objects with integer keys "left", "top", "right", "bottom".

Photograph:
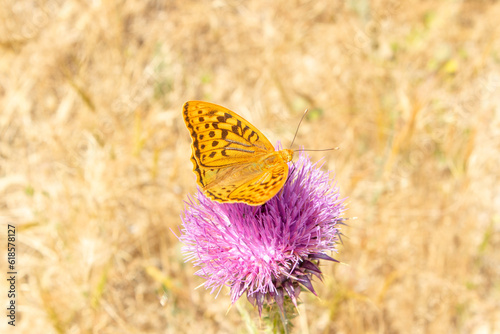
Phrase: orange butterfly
[{"left": 183, "top": 101, "right": 293, "bottom": 206}]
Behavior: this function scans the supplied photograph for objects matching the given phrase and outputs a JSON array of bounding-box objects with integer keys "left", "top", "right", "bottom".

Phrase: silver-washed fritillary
[{"left": 183, "top": 101, "right": 293, "bottom": 206}]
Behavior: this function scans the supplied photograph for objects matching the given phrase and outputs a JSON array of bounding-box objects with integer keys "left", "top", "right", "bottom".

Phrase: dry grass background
[{"left": 1, "top": 0, "right": 499, "bottom": 333}]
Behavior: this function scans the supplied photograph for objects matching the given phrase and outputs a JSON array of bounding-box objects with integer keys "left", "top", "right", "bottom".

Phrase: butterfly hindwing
[{"left": 223, "top": 163, "right": 289, "bottom": 205}]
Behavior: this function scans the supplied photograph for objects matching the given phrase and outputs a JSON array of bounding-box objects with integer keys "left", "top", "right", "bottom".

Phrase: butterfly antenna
[
  {"left": 289, "top": 108, "right": 338, "bottom": 152},
  {"left": 289, "top": 109, "right": 310, "bottom": 149},
  {"left": 296, "top": 147, "right": 340, "bottom": 152}
]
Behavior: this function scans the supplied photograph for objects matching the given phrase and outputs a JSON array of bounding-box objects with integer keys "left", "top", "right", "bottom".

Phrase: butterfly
[{"left": 183, "top": 101, "right": 294, "bottom": 206}]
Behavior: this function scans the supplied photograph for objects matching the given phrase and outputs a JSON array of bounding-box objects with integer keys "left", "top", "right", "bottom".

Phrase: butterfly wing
[
  {"left": 183, "top": 101, "right": 287, "bottom": 205},
  {"left": 183, "top": 100, "right": 273, "bottom": 181},
  {"left": 222, "top": 160, "right": 289, "bottom": 205},
  {"left": 183, "top": 101, "right": 274, "bottom": 165}
]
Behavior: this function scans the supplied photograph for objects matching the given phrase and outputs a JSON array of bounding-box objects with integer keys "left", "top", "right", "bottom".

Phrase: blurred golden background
[{"left": 1, "top": 0, "right": 499, "bottom": 333}]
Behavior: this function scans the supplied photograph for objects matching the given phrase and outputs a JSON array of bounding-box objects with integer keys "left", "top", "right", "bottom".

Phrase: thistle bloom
[{"left": 180, "top": 150, "right": 345, "bottom": 315}]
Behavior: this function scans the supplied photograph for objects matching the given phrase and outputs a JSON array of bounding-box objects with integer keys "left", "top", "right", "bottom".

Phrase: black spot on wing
[
  {"left": 231, "top": 125, "right": 240, "bottom": 135},
  {"left": 242, "top": 125, "right": 250, "bottom": 135},
  {"left": 247, "top": 131, "right": 259, "bottom": 143},
  {"left": 215, "top": 112, "right": 233, "bottom": 123}
]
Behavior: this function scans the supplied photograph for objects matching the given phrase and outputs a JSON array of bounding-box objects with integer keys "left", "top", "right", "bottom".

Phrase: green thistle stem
[{"left": 262, "top": 297, "right": 299, "bottom": 334}]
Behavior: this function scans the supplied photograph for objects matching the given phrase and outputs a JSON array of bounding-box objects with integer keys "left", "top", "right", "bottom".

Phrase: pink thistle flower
[{"left": 180, "top": 150, "right": 346, "bottom": 316}]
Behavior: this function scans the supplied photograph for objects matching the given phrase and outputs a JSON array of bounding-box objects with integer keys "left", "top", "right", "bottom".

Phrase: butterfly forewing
[
  {"left": 183, "top": 101, "right": 292, "bottom": 206},
  {"left": 183, "top": 101, "right": 274, "bottom": 167}
]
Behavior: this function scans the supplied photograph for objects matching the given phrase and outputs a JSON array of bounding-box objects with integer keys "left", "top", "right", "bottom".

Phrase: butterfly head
[{"left": 279, "top": 149, "right": 294, "bottom": 163}]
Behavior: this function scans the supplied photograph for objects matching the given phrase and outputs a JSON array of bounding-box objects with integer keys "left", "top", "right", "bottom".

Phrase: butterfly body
[{"left": 183, "top": 101, "right": 293, "bottom": 206}]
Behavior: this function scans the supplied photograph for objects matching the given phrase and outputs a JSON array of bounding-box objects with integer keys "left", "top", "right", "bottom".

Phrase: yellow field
[{"left": 1, "top": 1, "right": 499, "bottom": 333}]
